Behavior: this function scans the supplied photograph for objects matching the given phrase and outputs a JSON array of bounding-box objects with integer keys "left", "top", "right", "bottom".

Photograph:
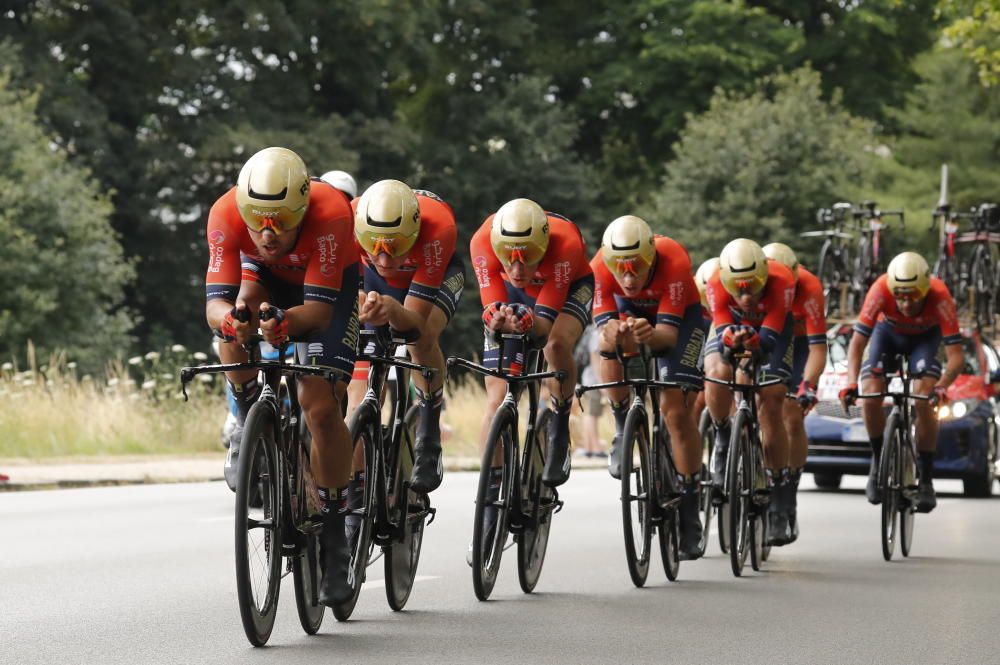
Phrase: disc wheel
[
  {"left": 385, "top": 405, "right": 426, "bottom": 611},
  {"left": 727, "top": 410, "right": 752, "bottom": 577},
  {"left": 658, "top": 509, "right": 680, "bottom": 582},
  {"left": 621, "top": 406, "right": 653, "bottom": 588},
  {"left": 234, "top": 402, "right": 282, "bottom": 647},
  {"left": 332, "top": 404, "right": 377, "bottom": 621},
  {"left": 880, "top": 415, "right": 901, "bottom": 562},
  {"left": 472, "top": 406, "right": 515, "bottom": 601}
]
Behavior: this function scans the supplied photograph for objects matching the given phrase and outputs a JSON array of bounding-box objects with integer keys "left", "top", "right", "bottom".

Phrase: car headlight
[{"left": 938, "top": 399, "right": 976, "bottom": 420}]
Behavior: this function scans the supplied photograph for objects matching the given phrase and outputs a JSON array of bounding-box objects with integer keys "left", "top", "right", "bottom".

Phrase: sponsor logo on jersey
[{"left": 423, "top": 239, "right": 444, "bottom": 275}]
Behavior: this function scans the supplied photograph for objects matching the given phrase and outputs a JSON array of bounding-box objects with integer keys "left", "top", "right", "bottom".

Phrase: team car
[{"left": 805, "top": 324, "right": 1000, "bottom": 497}]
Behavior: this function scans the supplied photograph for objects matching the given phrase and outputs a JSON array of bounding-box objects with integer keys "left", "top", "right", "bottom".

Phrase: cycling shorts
[
  {"left": 787, "top": 335, "right": 810, "bottom": 389},
  {"left": 860, "top": 321, "right": 942, "bottom": 380},
  {"left": 245, "top": 260, "right": 360, "bottom": 382}
]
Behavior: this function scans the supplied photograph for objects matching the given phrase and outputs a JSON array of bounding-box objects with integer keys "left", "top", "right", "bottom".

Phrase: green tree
[
  {"left": 939, "top": 0, "right": 1000, "bottom": 86},
  {"left": 0, "top": 73, "right": 134, "bottom": 368},
  {"left": 644, "top": 67, "right": 876, "bottom": 264}
]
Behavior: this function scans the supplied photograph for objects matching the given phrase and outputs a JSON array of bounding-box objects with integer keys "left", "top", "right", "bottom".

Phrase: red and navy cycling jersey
[
  {"left": 471, "top": 212, "right": 593, "bottom": 322},
  {"left": 854, "top": 274, "right": 961, "bottom": 345},
  {"left": 792, "top": 266, "right": 827, "bottom": 345},
  {"left": 205, "top": 180, "right": 358, "bottom": 306},
  {"left": 591, "top": 236, "right": 699, "bottom": 328},
  {"left": 351, "top": 189, "right": 457, "bottom": 303},
  {"left": 705, "top": 259, "right": 796, "bottom": 338}
]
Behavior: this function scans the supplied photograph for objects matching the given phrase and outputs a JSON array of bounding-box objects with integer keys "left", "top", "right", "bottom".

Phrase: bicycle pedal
[{"left": 425, "top": 506, "right": 437, "bottom": 526}]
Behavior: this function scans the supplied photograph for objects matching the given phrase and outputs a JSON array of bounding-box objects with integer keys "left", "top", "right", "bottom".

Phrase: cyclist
[
  {"left": 348, "top": 180, "right": 466, "bottom": 495},
  {"left": 591, "top": 215, "right": 708, "bottom": 559},
  {"left": 471, "top": 198, "right": 594, "bottom": 488},
  {"left": 204, "top": 146, "right": 360, "bottom": 607},
  {"left": 839, "top": 252, "right": 963, "bottom": 512},
  {"left": 703, "top": 239, "right": 797, "bottom": 543},
  {"left": 691, "top": 257, "right": 720, "bottom": 422},
  {"left": 762, "top": 242, "right": 827, "bottom": 545},
  {"left": 320, "top": 170, "right": 358, "bottom": 200}
]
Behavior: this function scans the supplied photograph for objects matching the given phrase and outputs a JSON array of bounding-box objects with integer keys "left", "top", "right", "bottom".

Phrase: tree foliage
[
  {"left": 0, "top": 73, "right": 133, "bottom": 368},
  {"left": 940, "top": 0, "right": 1000, "bottom": 86}
]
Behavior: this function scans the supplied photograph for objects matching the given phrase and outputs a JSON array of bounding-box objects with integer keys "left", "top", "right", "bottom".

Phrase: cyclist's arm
[
  {"left": 937, "top": 343, "right": 964, "bottom": 389},
  {"left": 846, "top": 329, "right": 869, "bottom": 385},
  {"left": 204, "top": 199, "right": 246, "bottom": 329},
  {"left": 804, "top": 343, "right": 826, "bottom": 386}
]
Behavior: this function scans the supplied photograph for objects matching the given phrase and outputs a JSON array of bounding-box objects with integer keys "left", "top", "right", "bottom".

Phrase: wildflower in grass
[
  {"left": 144, "top": 351, "right": 160, "bottom": 362},
  {"left": 160, "top": 373, "right": 173, "bottom": 381},
  {"left": 142, "top": 380, "right": 157, "bottom": 390},
  {"left": 67, "top": 362, "right": 77, "bottom": 370},
  {"left": 171, "top": 344, "right": 186, "bottom": 353},
  {"left": 1, "top": 362, "right": 12, "bottom": 371},
  {"left": 128, "top": 356, "right": 142, "bottom": 366},
  {"left": 198, "top": 373, "right": 213, "bottom": 383},
  {"left": 193, "top": 351, "right": 208, "bottom": 362},
  {"left": 123, "top": 378, "right": 136, "bottom": 388},
  {"left": 108, "top": 378, "right": 120, "bottom": 387}
]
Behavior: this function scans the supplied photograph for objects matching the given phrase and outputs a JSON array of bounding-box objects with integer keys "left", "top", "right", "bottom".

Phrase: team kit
[{"left": 203, "top": 147, "right": 961, "bottom": 615}]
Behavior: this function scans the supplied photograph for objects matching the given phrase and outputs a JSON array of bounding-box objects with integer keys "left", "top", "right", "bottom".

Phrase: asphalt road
[{"left": 2, "top": 471, "right": 998, "bottom": 665}]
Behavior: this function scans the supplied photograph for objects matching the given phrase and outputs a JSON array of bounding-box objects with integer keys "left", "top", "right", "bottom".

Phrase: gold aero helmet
[
  {"left": 236, "top": 147, "right": 311, "bottom": 235},
  {"left": 719, "top": 238, "right": 769, "bottom": 297},
  {"left": 601, "top": 215, "right": 656, "bottom": 278},
  {"left": 694, "top": 257, "right": 720, "bottom": 306},
  {"left": 762, "top": 242, "right": 800, "bottom": 281},
  {"left": 886, "top": 251, "right": 931, "bottom": 298},
  {"left": 490, "top": 198, "right": 550, "bottom": 267},
  {"left": 354, "top": 179, "right": 421, "bottom": 258}
]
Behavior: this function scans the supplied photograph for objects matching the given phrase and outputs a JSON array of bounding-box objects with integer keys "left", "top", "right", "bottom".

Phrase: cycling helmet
[
  {"left": 719, "top": 238, "right": 768, "bottom": 297},
  {"left": 236, "top": 147, "right": 310, "bottom": 235},
  {"left": 762, "top": 242, "right": 800, "bottom": 281},
  {"left": 320, "top": 170, "right": 358, "bottom": 199},
  {"left": 886, "top": 252, "right": 931, "bottom": 298},
  {"left": 354, "top": 179, "right": 421, "bottom": 258},
  {"left": 695, "top": 257, "right": 720, "bottom": 305},
  {"left": 601, "top": 215, "right": 656, "bottom": 277},
  {"left": 490, "top": 198, "right": 550, "bottom": 267}
]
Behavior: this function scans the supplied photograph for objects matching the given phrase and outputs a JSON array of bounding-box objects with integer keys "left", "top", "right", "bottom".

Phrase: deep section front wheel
[
  {"left": 518, "top": 409, "right": 555, "bottom": 593},
  {"left": 234, "top": 402, "right": 282, "bottom": 647},
  {"left": 472, "top": 406, "right": 515, "bottom": 601},
  {"left": 880, "top": 414, "right": 901, "bottom": 562},
  {"left": 385, "top": 405, "right": 426, "bottom": 611},
  {"left": 621, "top": 406, "right": 653, "bottom": 588},
  {"left": 727, "top": 410, "right": 752, "bottom": 577}
]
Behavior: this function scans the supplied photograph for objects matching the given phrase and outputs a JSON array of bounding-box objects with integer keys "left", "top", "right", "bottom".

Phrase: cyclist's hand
[
  {"left": 359, "top": 291, "right": 391, "bottom": 326},
  {"left": 508, "top": 304, "right": 533, "bottom": 334},
  {"left": 930, "top": 385, "right": 949, "bottom": 406},
  {"left": 628, "top": 317, "right": 653, "bottom": 344},
  {"left": 259, "top": 303, "right": 289, "bottom": 346},
  {"left": 721, "top": 325, "right": 744, "bottom": 349},
  {"left": 482, "top": 301, "right": 506, "bottom": 331},
  {"left": 796, "top": 380, "right": 818, "bottom": 413},
  {"left": 839, "top": 382, "right": 859, "bottom": 413},
  {"left": 602, "top": 319, "right": 622, "bottom": 348},
  {"left": 220, "top": 303, "right": 252, "bottom": 345},
  {"left": 741, "top": 328, "right": 762, "bottom": 353}
]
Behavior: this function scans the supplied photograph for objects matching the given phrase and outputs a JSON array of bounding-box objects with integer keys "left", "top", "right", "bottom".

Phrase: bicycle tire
[
  {"left": 332, "top": 404, "right": 378, "bottom": 621},
  {"left": 292, "top": 421, "right": 324, "bottom": 634},
  {"left": 621, "top": 405, "right": 653, "bottom": 588},
  {"left": 880, "top": 413, "right": 901, "bottom": 561},
  {"left": 818, "top": 242, "right": 844, "bottom": 318},
  {"left": 517, "top": 409, "right": 555, "bottom": 593},
  {"left": 472, "top": 406, "right": 515, "bottom": 601},
  {"left": 658, "top": 509, "right": 680, "bottom": 581},
  {"left": 727, "top": 409, "right": 752, "bottom": 577},
  {"left": 899, "top": 434, "right": 918, "bottom": 558},
  {"left": 696, "top": 411, "right": 714, "bottom": 558},
  {"left": 749, "top": 440, "right": 767, "bottom": 572},
  {"left": 385, "top": 405, "right": 426, "bottom": 611},
  {"left": 234, "top": 401, "right": 282, "bottom": 647}
]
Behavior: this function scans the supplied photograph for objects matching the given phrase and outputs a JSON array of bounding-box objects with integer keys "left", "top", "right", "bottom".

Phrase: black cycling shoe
[
  {"left": 223, "top": 424, "right": 244, "bottom": 493},
  {"left": 710, "top": 421, "right": 730, "bottom": 490},
  {"left": 542, "top": 411, "right": 572, "bottom": 487},
  {"left": 409, "top": 438, "right": 444, "bottom": 494},
  {"left": 678, "top": 488, "right": 704, "bottom": 560},
  {"left": 607, "top": 434, "right": 622, "bottom": 480},
  {"left": 915, "top": 480, "right": 937, "bottom": 513},
  {"left": 865, "top": 460, "right": 882, "bottom": 505},
  {"left": 765, "top": 483, "right": 792, "bottom": 546},
  {"left": 318, "top": 510, "right": 354, "bottom": 607},
  {"left": 785, "top": 484, "right": 800, "bottom": 544}
]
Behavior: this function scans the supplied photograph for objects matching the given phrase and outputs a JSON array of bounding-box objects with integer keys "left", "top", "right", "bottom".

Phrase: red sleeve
[
  {"left": 760, "top": 261, "right": 794, "bottom": 334},
  {"left": 855, "top": 275, "right": 889, "bottom": 336},
  {"left": 471, "top": 217, "right": 508, "bottom": 307},
  {"left": 798, "top": 268, "right": 827, "bottom": 341},
  {"left": 302, "top": 188, "right": 358, "bottom": 302},
  {"left": 929, "top": 280, "right": 961, "bottom": 344},
  {"left": 591, "top": 252, "right": 620, "bottom": 327},
  {"left": 654, "top": 238, "right": 694, "bottom": 326},
  {"left": 535, "top": 223, "right": 586, "bottom": 318},
  {"left": 707, "top": 273, "right": 734, "bottom": 330},
  {"left": 411, "top": 196, "right": 457, "bottom": 290},
  {"left": 205, "top": 189, "right": 244, "bottom": 303}
]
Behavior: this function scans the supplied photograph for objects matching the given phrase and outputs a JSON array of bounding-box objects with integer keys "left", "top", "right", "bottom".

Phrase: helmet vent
[
  {"left": 501, "top": 225, "right": 532, "bottom": 238},
  {"left": 367, "top": 214, "right": 403, "bottom": 229},
  {"left": 611, "top": 240, "right": 641, "bottom": 251},
  {"left": 731, "top": 261, "right": 756, "bottom": 273},
  {"left": 247, "top": 185, "right": 288, "bottom": 201}
]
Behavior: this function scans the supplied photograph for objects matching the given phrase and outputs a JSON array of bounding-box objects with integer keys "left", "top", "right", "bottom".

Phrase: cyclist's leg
[
  {"left": 597, "top": 312, "right": 639, "bottom": 478},
  {"left": 656, "top": 303, "right": 708, "bottom": 557},
  {"left": 407, "top": 255, "right": 465, "bottom": 493},
  {"left": 757, "top": 317, "right": 793, "bottom": 544},
  {"left": 540, "top": 275, "right": 592, "bottom": 487},
  {"left": 861, "top": 322, "right": 899, "bottom": 503},
  {"left": 781, "top": 335, "right": 811, "bottom": 540},
  {"left": 907, "top": 330, "right": 943, "bottom": 511},
  {"left": 704, "top": 336, "right": 734, "bottom": 490}
]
